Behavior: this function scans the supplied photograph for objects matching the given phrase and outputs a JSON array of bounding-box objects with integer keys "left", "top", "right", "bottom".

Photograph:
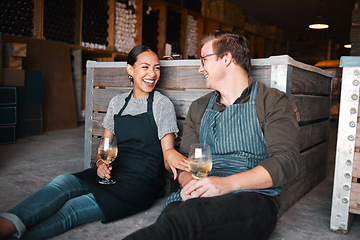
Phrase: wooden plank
[
  {"left": 92, "top": 87, "right": 211, "bottom": 117},
  {"left": 93, "top": 88, "right": 129, "bottom": 112},
  {"left": 5, "top": 43, "right": 27, "bottom": 57},
  {"left": 157, "top": 66, "right": 206, "bottom": 89},
  {"left": 354, "top": 152, "right": 360, "bottom": 178},
  {"left": 107, "top": 0, "right": 115, "bottom": 51},
  {"left": 158, "top": 88, "right": 211, "bottom": 118},
  {"left": 355, "top": 124, "right": 360, "bottom": 148},
  {"left": 350, "top": 182, "right": 360, "bottom": 215},
  {"left": 299, "top": 142, "right": 328, "bottom": 180},
  {"left": 134, "top": 0, "right": 143, "bottom": 46},
  {"left": 3, "top": 56, "right": 22, "bottom": 69},
  {"left": 249, "top": 65, "right": 272, "bottom": 87},
  {"left": 291, "top": 67, "right": 332, "bottom": 95},
  {"left": 73, "top": 0, "right": 83, "bottom": 45},
  {"left": 92, "top": 112, "right": 105, "bottom": 137},
  {"left": 33, "top": 0, "right": 44, "bottom": 39},
  {"left": 157, "top": 5, "right": 167, "bottom": 58},
  {"left": 290, "top": 95, "right": 331, "bottom": 123},
  {"left": 91, "top": 136, "right": 101, "bottom": 164},
  {"left": 299, "top": 120, "right": 329, "bottom": 151},
  {"left": 93, "top": 68, "right": 130, "bottom": 87}
]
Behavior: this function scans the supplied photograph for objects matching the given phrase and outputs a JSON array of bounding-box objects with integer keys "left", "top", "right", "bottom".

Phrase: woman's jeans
[
  {"left": 0, "top": 174, "right": 105, "bottom": 240},
  {"left": 124, "top": 192, "right": 278, "bottom": 240}
]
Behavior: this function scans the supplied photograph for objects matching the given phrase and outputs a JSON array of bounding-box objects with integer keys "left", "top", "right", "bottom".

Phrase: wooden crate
[
  {"left": 331, "top": 56, "right": 360, "bottom": 233},
  {"left": 85, "top": 55, "right": 334, "bottom": 209}
]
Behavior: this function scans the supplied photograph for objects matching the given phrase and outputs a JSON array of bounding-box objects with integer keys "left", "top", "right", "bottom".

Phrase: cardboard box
[
  {"left": 0, "top": 107, "right": 16, "bottom": 125},
  {"left": 24, "top": 102, "right": 42, "bottom": 119},
  {"left": 4, "top": 56, "right": 22, "bottom": 69},
  {"left": 25, "top": 70, "right": 44, "bottom": 103},
  {"left": 2, "top": 68, "right": 25, "bottom": 86},
  {"left": 5, "top": 43, "right": 27, "bottom": 57},
  {"left": 0, "top": 125, "right": 15, "bottom": 144},
  {"left": 15, "top": 87, "right": 25, "bottom": 139},
  {"left": 24, "top": 119, "right": 42, "bottom": 136},
  {"left": 0, "top": 87, "right": 16, "bottom": 106}
]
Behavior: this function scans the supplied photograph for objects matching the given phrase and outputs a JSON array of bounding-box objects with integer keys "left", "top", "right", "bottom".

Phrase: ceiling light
[
  {"left": 309, "top": 16, "right": 329, "bottom": 29},
  {"left": 344, "top": 44, "right": 352, "bottom": 49}
]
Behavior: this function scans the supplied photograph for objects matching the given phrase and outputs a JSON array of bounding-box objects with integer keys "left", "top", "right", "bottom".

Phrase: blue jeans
[
  {"left": 0, "top": 174, "right": 105, "bottom": 240},
  {"left": 124, "top": 192, "right": 278, "bottom": 240}
]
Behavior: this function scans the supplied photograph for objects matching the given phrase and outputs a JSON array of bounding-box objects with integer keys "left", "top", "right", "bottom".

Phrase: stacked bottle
[
  {"left": 0, "top": 0, "right": 34, "bottom": 37},
  {"left": 81, "top": 0, "right": 109, "bottom": 49},
  {"left": 114, "top": 0, "right": 137, "bottom": 53},
  {"left": 142, "top": 5, "right": 159, "bottom": 54},
  {"left": 186, "top": 15, "right": 198, "bottom": 58},
  {"left": 43, "top": 0, "right": 75, "bottom": 44}
]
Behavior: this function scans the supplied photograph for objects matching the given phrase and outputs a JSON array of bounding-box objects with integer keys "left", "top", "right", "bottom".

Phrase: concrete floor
[{"left": 1, "top": 121, "right": 360, "bottom": 239}]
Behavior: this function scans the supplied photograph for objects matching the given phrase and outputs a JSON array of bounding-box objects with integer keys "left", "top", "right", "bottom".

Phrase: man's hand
[{"left": 180, "top": 176, "right": 233, "bottom": 200}]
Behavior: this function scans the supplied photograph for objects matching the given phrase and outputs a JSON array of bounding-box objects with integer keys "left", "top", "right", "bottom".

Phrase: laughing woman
[{"left": 0, "top": 45, "right": 188, "bottom": 240}]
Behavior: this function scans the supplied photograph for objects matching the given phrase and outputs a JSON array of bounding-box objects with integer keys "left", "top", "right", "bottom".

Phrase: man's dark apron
[{"left": 74, "top": 91, "right": 165, "bottom": 222}]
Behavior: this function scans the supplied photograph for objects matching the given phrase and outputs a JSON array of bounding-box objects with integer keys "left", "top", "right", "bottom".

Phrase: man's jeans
[
  {"left": 125, "top": 192, "right": 278, "bottom": 240},
  {"left": 0, "top": 174, "right": 105, "bottom": 239}
]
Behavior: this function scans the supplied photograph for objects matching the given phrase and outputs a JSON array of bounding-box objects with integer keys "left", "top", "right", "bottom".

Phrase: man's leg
[{"left": 125, "top": 192, "right": 278, "bottom": 240}]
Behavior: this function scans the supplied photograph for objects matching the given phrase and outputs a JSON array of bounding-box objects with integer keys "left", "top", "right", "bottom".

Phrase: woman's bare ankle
[{"left": 0, "top": 217, "right": 17, "bottom": 239}]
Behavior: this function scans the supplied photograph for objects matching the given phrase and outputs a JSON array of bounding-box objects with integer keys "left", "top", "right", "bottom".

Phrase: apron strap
[
  {"left": 147, "top": 91, "right": 154, "bottom": 112},
  {"left": 118, "top": 90, "right": 133, "bottom": 115},
  {"left": 249, "top": 81, "right": 258, "bottom": 102},
  {"left": 206, "top": 92, "right": 216, "bottom": 110}
]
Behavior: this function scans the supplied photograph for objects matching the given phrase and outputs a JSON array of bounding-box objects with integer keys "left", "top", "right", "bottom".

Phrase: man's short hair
[{"left": 201, "top": 31, "right": 251, "bottom": 75}]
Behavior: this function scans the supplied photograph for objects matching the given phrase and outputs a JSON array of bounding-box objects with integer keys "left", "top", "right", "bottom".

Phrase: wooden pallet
[{"left": 85, "top": 55, "right": 333, "bottom": 209}]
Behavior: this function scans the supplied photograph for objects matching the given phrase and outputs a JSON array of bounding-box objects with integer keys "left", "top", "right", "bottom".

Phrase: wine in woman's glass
[
  {"left": 98, "top": 136, "right": 118, "bottom": 185},
  {"left": 188, "top": 143, "right": 212, "bottom": 179}
]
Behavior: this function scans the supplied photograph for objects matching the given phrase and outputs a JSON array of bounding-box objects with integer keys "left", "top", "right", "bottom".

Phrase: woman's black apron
[{"left": 74, "top": 91, "right": 165, "bottom": 222}]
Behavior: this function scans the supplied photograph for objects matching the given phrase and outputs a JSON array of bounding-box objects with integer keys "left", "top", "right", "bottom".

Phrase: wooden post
[
  {"left": 134, "top": 0, "right": 143, "bottom": 46},
  {"left": 107, "top": 0, "right": 115, "bottom": 51},
  {"left": 157, "top": 5, "right": 167, "bottom": 59},
  {"left": 32, "top": 0, "right": 44, "bottom": 39}
]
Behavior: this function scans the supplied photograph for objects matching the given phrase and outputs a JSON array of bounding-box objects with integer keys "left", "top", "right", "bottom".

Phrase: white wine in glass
[
  {"left": 188, "top": 143, "right": 212, "bottom": 179},
  {"left": 98, "top": 136, "right": 118, "bottom": 185}
]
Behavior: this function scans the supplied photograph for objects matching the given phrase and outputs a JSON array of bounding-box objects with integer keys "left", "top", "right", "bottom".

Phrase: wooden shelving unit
[{"left": 1, "top": 0, "right": 287, "bottom": 124}]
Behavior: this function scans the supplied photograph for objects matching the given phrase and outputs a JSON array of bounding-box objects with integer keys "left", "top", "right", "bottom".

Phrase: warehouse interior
[{"left": 0, "top": 0, "right": 360, "bottom": 239}]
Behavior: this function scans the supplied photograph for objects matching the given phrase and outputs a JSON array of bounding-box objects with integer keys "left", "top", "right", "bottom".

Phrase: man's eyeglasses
[{"left": 200, "top": 53, "right": 217, "bottom": 66}]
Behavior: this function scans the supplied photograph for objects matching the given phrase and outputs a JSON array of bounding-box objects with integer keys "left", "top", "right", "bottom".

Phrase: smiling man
[{"left": 124, "top": 31, "right": 300, "bottom": 240}]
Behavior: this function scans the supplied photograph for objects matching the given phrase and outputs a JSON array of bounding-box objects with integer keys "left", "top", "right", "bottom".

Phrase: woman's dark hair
[{"left": 127, "top": 45, "right": 157, "bottom": 66}]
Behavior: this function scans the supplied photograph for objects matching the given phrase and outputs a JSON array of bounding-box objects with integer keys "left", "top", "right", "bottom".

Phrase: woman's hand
[
  {"left": 96, "top": 161, "right": 112, "bottom": 179},
  {"left": 165, "top": 149, "right": 189, "bottom": 180}
]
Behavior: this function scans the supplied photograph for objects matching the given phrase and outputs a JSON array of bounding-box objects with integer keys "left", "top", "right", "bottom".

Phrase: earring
[{"left": 128, "top": 75, "right": 133, "bottom": 80}]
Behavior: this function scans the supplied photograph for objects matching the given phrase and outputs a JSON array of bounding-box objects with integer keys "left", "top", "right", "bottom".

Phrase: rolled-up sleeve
[{"left": 257, "top": 86, "right": 300, "bottom": 187}]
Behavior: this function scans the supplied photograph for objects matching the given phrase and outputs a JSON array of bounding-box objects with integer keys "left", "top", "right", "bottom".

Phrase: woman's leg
[
  {"left": 21, "top": 193, "right": 105, "bottom": 240},
  {"left": 0, "top": 174, "right": 92, "bottom": 238}
]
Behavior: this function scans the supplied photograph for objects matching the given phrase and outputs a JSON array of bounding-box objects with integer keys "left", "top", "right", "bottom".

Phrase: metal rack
[{"left": 331, "top": 56, "right": 360, "bottom": 233}]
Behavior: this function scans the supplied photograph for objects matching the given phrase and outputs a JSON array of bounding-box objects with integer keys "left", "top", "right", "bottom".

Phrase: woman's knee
[{"left": 49, "top": 174, "right": 81, "bottom": 187}]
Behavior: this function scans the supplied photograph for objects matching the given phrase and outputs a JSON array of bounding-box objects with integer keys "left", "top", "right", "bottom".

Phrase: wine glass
[
  {"left": 188, "top": 143, "right": 212, "bottom": 179},
  {"left": 98, "top": 136, "right": 118, "bottom": 185}
]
